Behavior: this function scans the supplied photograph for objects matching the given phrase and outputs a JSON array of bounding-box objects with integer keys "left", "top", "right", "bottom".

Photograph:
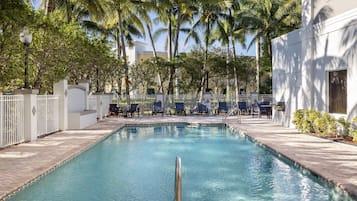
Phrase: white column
[
  {"left": 96, "top": 95, "right": 103, "bottom": 120},
  {"left": 300, "top": 0, "right": 315, "bottom": 109},
  {"left": 78, "top": 80, "right": 90, "bottom": 110},
  {"left": 24, "top": 94, "right": 37, "bottom": 141},
  {"left": 54, "top": 80, "right": 68, "bottom": 131}
]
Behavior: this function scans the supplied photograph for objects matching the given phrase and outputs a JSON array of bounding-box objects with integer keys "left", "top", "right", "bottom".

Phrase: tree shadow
[
  {"left": 341, "top": 19, "right": 357, "bottom": 66},
  {"left": 272, "top": 4, "right": 334, "bottom": 126}
]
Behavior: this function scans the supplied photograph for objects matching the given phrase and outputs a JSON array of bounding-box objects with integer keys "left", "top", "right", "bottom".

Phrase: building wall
[
  {"left": 272, "top": 29, "right": 302, "bottom": 127},
  {"left": 314, "top": 0, "right": 357, "bottom": 22},
  {"left": 272, "top": 2, "right": 357, "bottom": 127}
]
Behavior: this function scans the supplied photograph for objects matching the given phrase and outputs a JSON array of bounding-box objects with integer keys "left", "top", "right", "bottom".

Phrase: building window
[{"left": 328, "top": 70, "right": 347, "bottom": 114}]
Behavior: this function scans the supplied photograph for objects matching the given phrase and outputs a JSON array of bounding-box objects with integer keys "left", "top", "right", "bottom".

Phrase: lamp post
[{"left": 19, "top": 27, "right": 32, "bottom": 89}]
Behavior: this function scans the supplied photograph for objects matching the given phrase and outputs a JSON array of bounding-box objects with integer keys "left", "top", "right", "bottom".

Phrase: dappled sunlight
[
  {"left": 0, "top": 152, "right": 36, "bottom": 158},
  {"left": 18, "top": 141, "right": 63, "bottom": 147}
]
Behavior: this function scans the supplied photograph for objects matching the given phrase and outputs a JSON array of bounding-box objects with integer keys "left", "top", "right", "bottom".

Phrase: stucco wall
[
  {"left": 272, "top": 7, "right": 357, "bottom": 127},
  {"left": 67, "top": 86, "right": 86, "bottom": 113},
  {"left": 272, "top": 29, "right": 302, "bottom": 127},
  {"left": 314, "top": 0, "right": 357, "bottom": 22}
]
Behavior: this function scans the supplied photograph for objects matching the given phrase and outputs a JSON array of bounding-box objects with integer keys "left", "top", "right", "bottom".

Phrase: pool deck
[{"left": 0, "top": 115, "right": 357, "bottom": 200}]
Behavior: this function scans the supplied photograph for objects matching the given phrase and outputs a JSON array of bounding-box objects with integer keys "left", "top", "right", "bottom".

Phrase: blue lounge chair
[
  {"left": 152, "top": 101, "right": 164, "bottom": 116},
  {"left": 238, "top": 101, "right": 248, "bottom": 114},
  {"left": 127, "top": 104, "right": 139, "bottom": 117},
  {"left": 217, "top": 102, "right": 228, "bottom": 114},
  {"left": 259, "top": 101, "right": 271, "bottom": 118},
  {"left": 109, "top": 104, "right": 119, "bottom": 116},
  {"left": 175, "top": 102, "right": 186, "bottom": 115},
  {"left": 197, "top": 103, "right": 208, "bottom": 114}
]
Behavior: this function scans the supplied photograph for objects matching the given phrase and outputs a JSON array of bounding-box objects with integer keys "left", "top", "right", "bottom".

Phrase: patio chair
[
  {"left": 217, "top": 102, "right": 228, "bottom": 114},
  {"left": 109, "top": 104, "right": 119, "bottom": 116},
  {"left": 259, "top": 101, "right": 272, "bottom": 118},
  {"left": 152, "top": 101, "right": 164, "bottom": 116},
  {"left": 127, "top": 104, "right": 139, "bottom": 117},
  {"left": 238, "top": 101, "right": 248, "bottom": 114},
  {"left": 197, "top": 103, "right": 208, "bottom": 114},
  {"left": 175, "top": 102, "right": 186, "bottom": 115}
]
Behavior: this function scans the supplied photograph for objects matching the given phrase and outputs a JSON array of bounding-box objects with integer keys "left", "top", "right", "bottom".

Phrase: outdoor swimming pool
[{"left": 7, "top": 124, "right": 353, "bottom": 201}]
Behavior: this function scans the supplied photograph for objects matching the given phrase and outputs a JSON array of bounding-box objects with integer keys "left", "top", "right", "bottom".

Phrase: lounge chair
[
  {"left": 259, "top": 101, "right": 272, "bottom": 118},
  {"left": 127, "top": 104, "right": 139, "bottom": 117},
  {"left": 217, "top": 102, "right": 228, "bottom": 114},
  {"left": 197, "top": 103, "right": 208, "bottom": 114},
  {"left": 152, "top": 101, "right": 164, "bottom": 116},
  {"left": 109, "top": 104, "right": 119, "bottom": 116},
  {"left": 175, "top": 102, "right": 186, "bottom": 115},
  {"left": 238, "top": 101, "right": 248, "bottom": 114}
]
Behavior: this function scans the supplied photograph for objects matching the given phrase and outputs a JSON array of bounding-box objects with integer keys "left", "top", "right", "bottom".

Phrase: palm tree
[
  {"left": 151, "top": 0, "right": 194, "bottom": 96},
  {"left": 40, "top": 0, "right": 106, "bottom": 22},
  {"left": 239, "top": 0, "right": 301, "bottom": 93},
  {"left": 186, "top": 1, "right": 223, "bottom": 94},
  {"left": 213, "top": 0, "right": 247, "bottom": 103},
  {"left": 102, "top": 0, "right": 145, "bottom": 105}
]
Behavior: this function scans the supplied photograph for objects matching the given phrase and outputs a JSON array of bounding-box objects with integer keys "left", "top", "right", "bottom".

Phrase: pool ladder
[{"left": 175, "top": 156, "right": 182, "bottom": 201}]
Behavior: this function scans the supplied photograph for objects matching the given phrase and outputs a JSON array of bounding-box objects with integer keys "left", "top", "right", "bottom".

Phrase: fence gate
[
  {"left": 0, "top": 95, "right": 25, "bottom": 147},
  {"left": 37, "top": 95, "right": 60, "bottom": 137}
]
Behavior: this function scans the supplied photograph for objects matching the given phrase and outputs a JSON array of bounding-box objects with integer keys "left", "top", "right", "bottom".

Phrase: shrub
[
  {"left": 303, "top": 110, "right": 321, "bottom": 133},
  {"left": 336, "top": 117, "right": 350, "bottom": 137},
  {"left": 351, "top": 117, "right": 357, "bottom": 142},
  {"left": 313, "top": 113, "right": 336, "bottom": 137},
  {"left": 292, "top": 109, "right": 304, "bottom": 132}
]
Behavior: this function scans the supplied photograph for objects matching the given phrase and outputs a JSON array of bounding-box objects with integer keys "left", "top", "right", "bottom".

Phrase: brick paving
[{"left": 0, "top": 115, "right": 356, "bottom": 200}]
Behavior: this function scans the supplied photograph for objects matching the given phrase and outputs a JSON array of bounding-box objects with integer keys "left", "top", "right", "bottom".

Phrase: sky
[
  {"left": 143, "top": 11, "right": 256, "bottom": 56},
  {"left": 31, "top": 0, "right": 256, "bottom": 56},
  {"left": 148, "top": 27, "right": 256, "bottom": 56}
]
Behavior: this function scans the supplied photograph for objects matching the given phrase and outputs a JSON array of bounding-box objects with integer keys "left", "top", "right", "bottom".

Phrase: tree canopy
[{"left": 0, "top": 0, "right": 301, "bottom": 96}]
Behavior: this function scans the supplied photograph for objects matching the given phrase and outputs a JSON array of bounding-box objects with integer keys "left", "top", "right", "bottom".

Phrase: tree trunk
[
  {"left": 115, "top": 28, "right": 122, "bottom": 99},
  {"left": 231, "top": 34, "right": 239, "bottom": 105},
  {"left": 204, "top": 21, "right": 210, "bottom": 92},
  {"left": 167, "top": 15, "right": 174, "bottom": 98},
  {"left": 118, "top": 7, "right": 130, "bottom": 105},
  {"left": 173, "top": 11, "right": 181, "bottom": 97},
  {"left": 44, "top": 0, "right": 55, "bottom": 14},
  {"left": 146, "top": 23, "right": 163, "bottom": 93},
  {"left": 255, "top": 34, "right": 260, "bottom": 94},
  {"left": 226, "top": 43, "right": 230, "bottom": 103}
]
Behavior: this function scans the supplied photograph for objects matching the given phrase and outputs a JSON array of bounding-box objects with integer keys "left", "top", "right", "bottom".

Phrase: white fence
[
  {"left": 37, "top": 95, "right": 60, "bottom": 137},
  {"left": 101, "top": 95, "right": 112, "bottom": 117},
  {"left": 88, "top": 94, "right": 113, "bottom": 119},
  {"left": 88, "top": 95, "right": 97, "bottom": 111},
  {"left": 0, "top": 95, "right": 25, "bottom": 147}
]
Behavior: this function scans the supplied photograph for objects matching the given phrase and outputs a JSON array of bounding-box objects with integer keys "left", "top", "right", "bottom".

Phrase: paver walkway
[
  {"left": 226, "top": 118, "right": 357, "bottom": 199},
  {"left": 0, "top": 116, "right": 356, "bottom": 200},
  {"left": 0, "top": 119, "right": 123, "bottom": 200}
]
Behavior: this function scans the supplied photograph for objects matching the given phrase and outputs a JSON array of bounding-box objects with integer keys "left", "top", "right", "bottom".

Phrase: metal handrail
[
  {"left": 175, "top": 156, "right": 182, "bottom": 201},
  {"left": 224, "top": 105, "right": 242, "bottom": 123}
]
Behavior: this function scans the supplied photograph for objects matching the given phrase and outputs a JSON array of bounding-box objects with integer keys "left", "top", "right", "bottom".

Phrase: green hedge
[{"left": 293, "top": 110, "right": 357, "bottom": 141}]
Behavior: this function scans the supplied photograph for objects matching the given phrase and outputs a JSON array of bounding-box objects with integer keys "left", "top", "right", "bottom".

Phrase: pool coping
[
  {"left": 0, "top": 121, "right": 124, "bottom": 201},
  {"left": 1, "top": 117, "right": 357, "bottom": 200}
]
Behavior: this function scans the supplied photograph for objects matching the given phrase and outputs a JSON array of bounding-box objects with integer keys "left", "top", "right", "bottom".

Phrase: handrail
[
  {"left": 224, "top": 106, "right": 242, "bottom": 123},
  {"left": 175, "top": 156, "right": 182, "bottom": 201}
]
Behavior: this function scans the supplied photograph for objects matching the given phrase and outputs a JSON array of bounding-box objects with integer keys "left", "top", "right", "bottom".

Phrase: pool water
[{"left": 7, "top": 124, "right": 353, "bottom": 201}]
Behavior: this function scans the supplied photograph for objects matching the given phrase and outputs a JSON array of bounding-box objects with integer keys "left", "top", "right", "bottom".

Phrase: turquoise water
[{"left": 7, "top": 124, "right": 353, "bottom": 201}]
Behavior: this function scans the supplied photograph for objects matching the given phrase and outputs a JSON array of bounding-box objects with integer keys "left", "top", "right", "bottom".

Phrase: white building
[
  {"left": 125, "top": 41, "right": 166, "bottom": 64},
  {"left": 272, "top": 0, "right": 357, "bottom": 127}
]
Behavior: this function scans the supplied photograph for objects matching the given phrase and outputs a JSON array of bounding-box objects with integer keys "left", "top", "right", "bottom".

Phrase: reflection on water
[{"left": 6, "top": 124, "right": 354, "bottom": 201}]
